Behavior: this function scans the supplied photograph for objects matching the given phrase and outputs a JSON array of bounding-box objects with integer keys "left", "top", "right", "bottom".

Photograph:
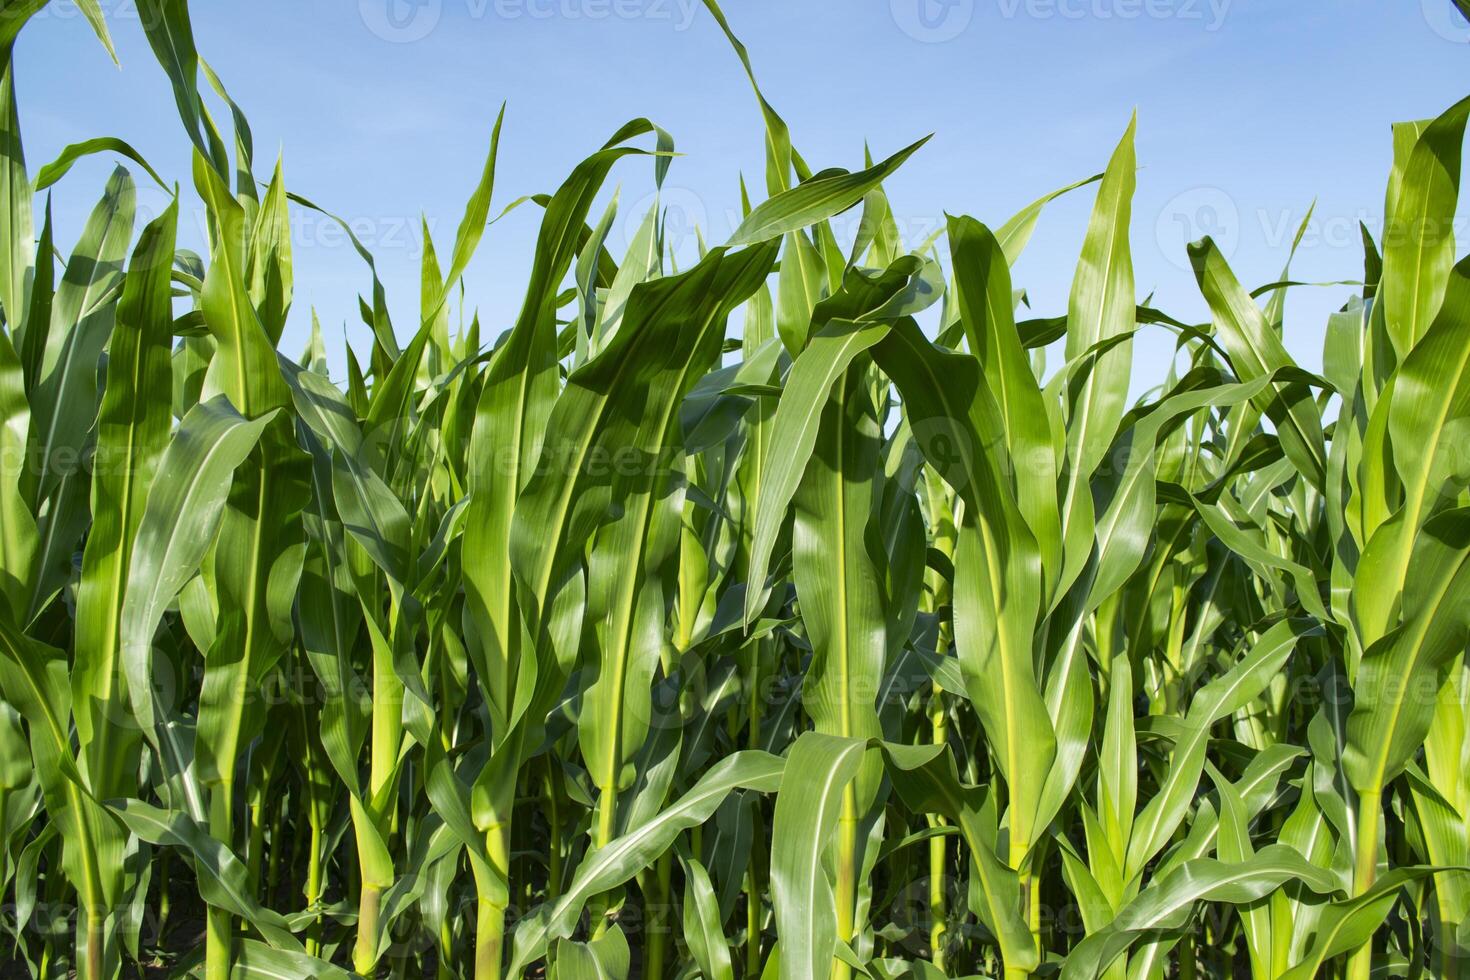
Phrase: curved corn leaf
[{"left": 1060, "top": 846, "right": 1344, "bottom": 980}]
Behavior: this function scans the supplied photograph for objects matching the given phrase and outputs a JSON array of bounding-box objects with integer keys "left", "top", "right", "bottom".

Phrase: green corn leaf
[
  {"left": 728, "top": 137, "right": 931, "bottom": 248},
  {"left": 0, "top": 52, "right": 32, "bottom": 332},
  {"left": 948, "top": 215, "right": 1061, "bottom": 592},
  {"left": 1354, "top": 255, "right": 1470, "bottom": 643},
  {"left": 70, "top": 0, "right": 117, "bottom": 63},
  {"left": 133, "top": 0, "right": 212, "bottom": 165},
  {"left": 993, "top": 172, "right": 1104, "bottom": 266},
  {"left": 1063, "top": 115, "right": 1137, "bottom": 479},
  {"left": 0, "top": 1, "right": 49, "bottom": 51},
  {"left": 0, "top": 324, "right": 35, "bottom": 619},
  {"left": 790, "top": 367, "right": 886, "bottom": 803},
  {"left": 509, "top": 751, "right": 783, "bottom": 975},
  {"left": 878, "top": 740, "right": 1037, "bottom": 972},
  {"left": 34, "top": 137, "right": 170, "bottom": 193},
  {"left": 1061, "top": 846, "right": 1345, "bottom": 980},
  {"left": 120, "top": 397, "right": 275, "bottom": 776},
  {"left": 742, "top": 316, "right": 895, "bottom": 626},
  {"left": 1278, "top": 867, "right": 1455, "bottom": 980},
  {"left": 769, "top": 732, "right": 865, "bottom": 980},
  {"left": 108, "top": 799, "right": 304, "bottom": 951},
  {"left": 229, "top": 940, "right": 354, "bottom": 980},
  {"left": 26, "top": 166, "right": 134, "bottom": 509},
  {"left": 1188, "top": 236, "right": 1327, "bottom": 490},
  {"left": 512, "top": 240, "right": 777, "bottom": 628},
  {"left": 73, "top": 199, "right": 177, "bottom": 790},
  {"left": 1055, "top": 117, "right": 1137, "bottom": 602},
  {"left": 681, "top": 853, "right": 736, "bottom": 980},
  {"left": 1126, "top": 618, "right": 1317, "bottom": 876},
  {"left": 1345, "top": 508, "right": 1470, "bottom": 795},
  {"left": 1379, "top": 95, "right": 1470, "bottom": 361}
]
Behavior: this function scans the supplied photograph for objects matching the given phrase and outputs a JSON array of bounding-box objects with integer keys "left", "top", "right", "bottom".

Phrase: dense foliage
[{"left": 2, "top": 2, "right": 1470, "bottom": 978}]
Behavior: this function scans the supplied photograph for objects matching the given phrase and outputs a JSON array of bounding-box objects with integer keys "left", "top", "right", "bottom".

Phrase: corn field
[{"left": 2, "top": 1, "right": 1470, "bottom": 978}]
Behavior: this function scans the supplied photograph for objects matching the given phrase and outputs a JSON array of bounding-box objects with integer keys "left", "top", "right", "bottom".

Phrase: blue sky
[{"left": 13, "top": 1, "right": 1470, "bottom": 385}]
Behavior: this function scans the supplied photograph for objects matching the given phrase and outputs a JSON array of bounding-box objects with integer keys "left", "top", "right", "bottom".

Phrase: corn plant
[{"left": 1, "top": 0, "right": 1469, "bottom": 978}]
